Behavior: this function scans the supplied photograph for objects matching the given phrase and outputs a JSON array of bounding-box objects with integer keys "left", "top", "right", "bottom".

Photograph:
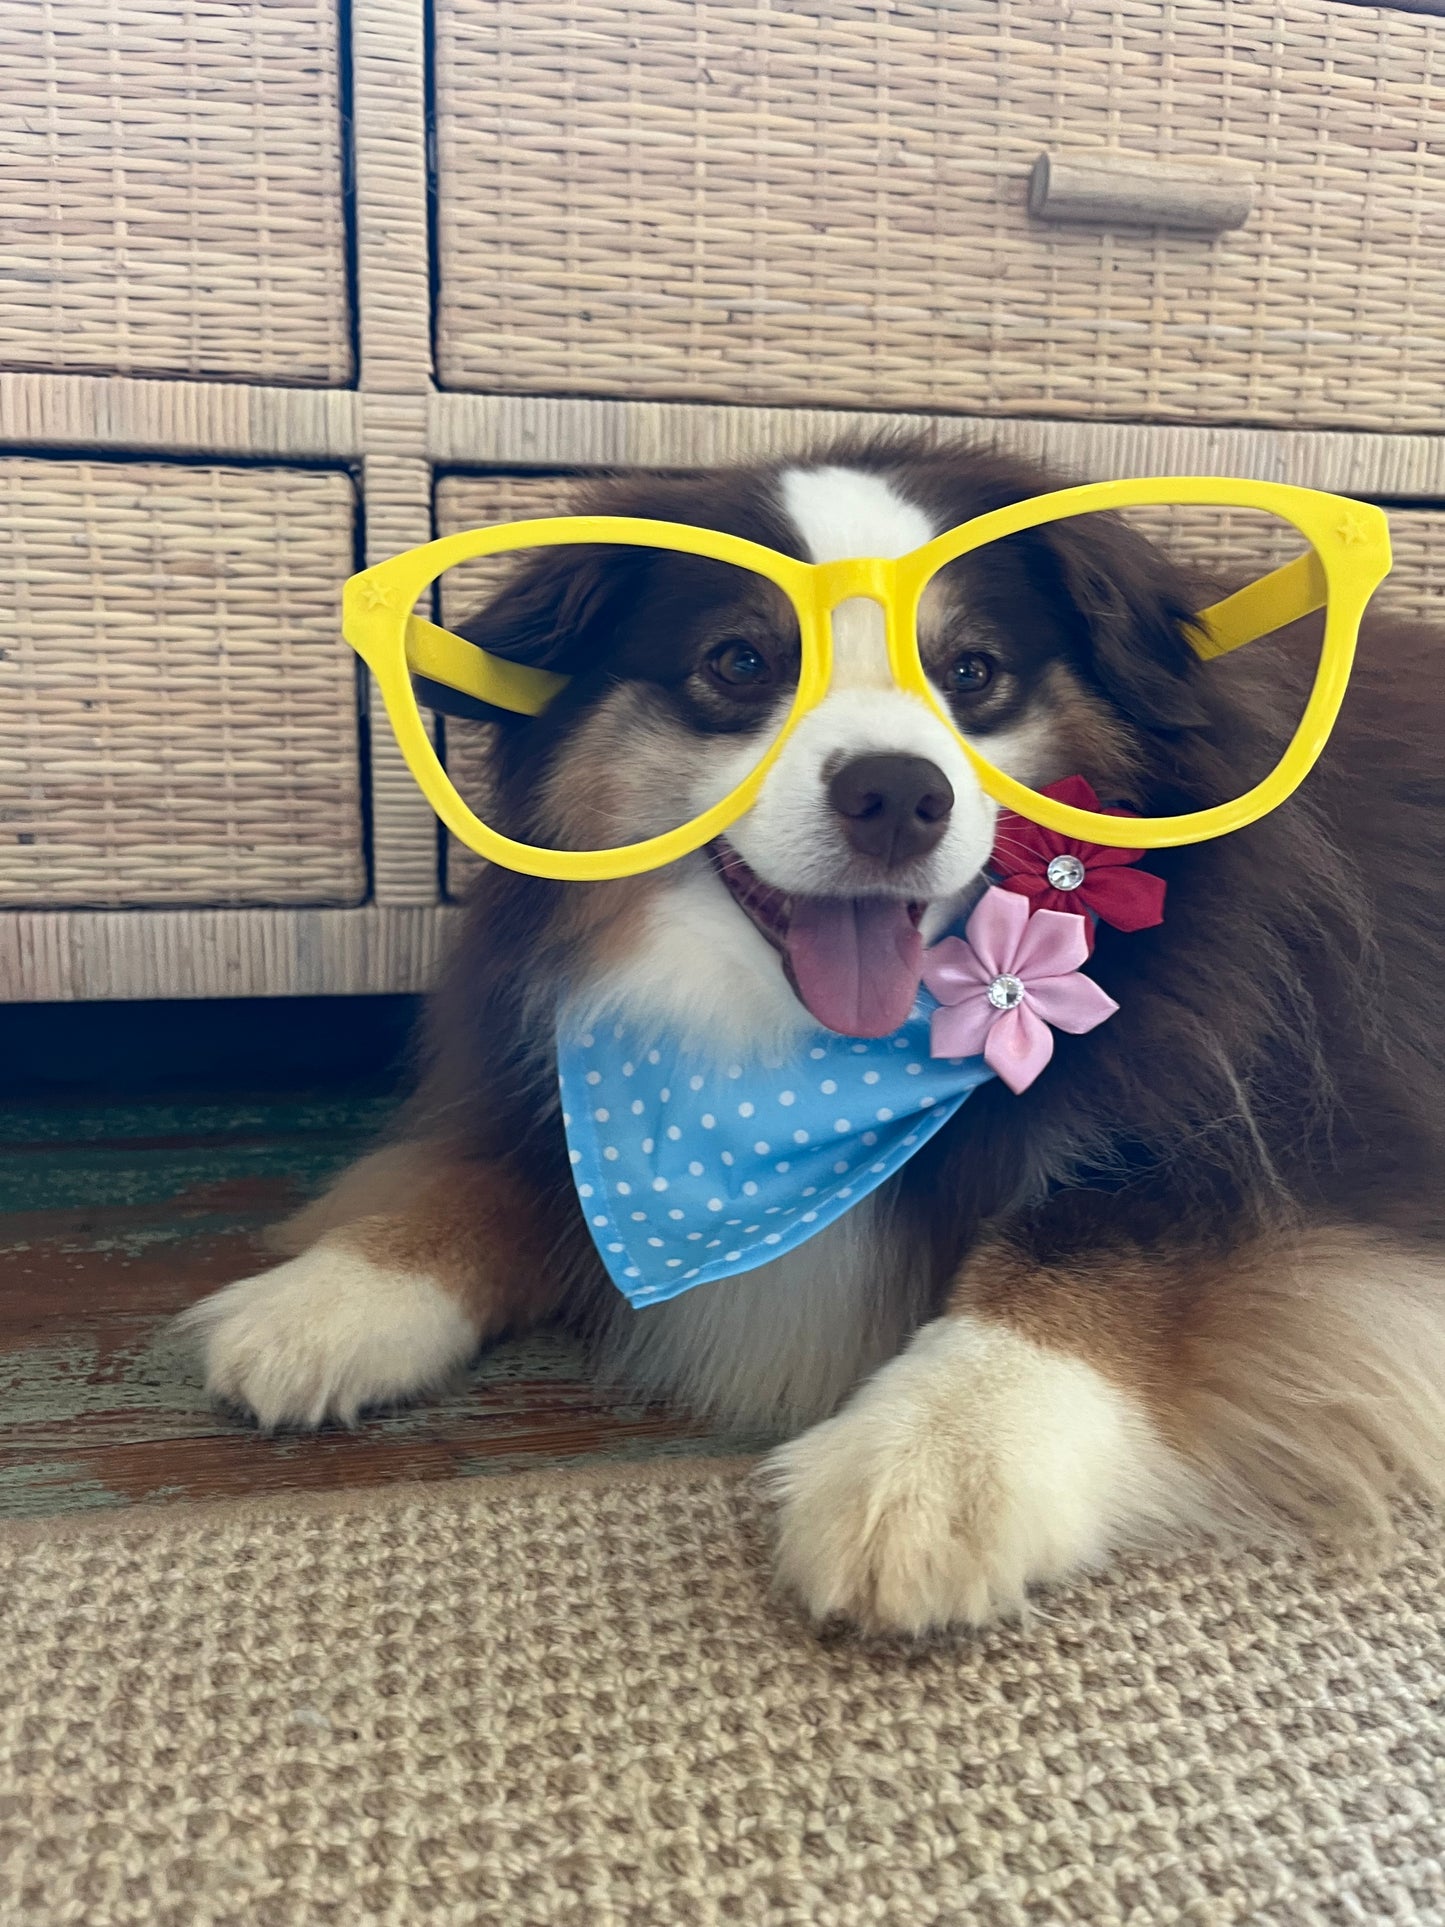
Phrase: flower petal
[
  {"left": 1043, "top": 774, "right": 1105, "bottom": 814},
  {"left": 920, "top": 934, "right": 991, "bottom": 1003},
  {"left": 1082, "top": 865, "right": 1167, "bottom": 932},
  {"left": 983, "top": 1002, "right": 1055, "bottom": 1094},
  {"left": 963, "top": 885, "right": 1032, "bottom": 977},
  {"left": 995, "top": 871, "right": 1050, "bottom": 903},
  {"left": 1078, "top": 839, "right": 1146, "bottom": 870},
  {"left": 1025, "top": 969, "right": 1120, "bottom": 1035},
  {"left": 989, "top": 817, "right": 1056, "bottom": 877},
  {"left": 1011, "top": 905, "right": 1091, "bottom": 981},
  {"left": 991, "top": 775, "right": 1145, "bottom": 883},
  {"left": 929, "top": 992, "right": 997, "bottom": 1060},
  {"left": 1030, "top": 887, "right": 1098, "bottom": 938},
  {"left": 1045, "top": 776, "right": 1139, "bottom": 829}
]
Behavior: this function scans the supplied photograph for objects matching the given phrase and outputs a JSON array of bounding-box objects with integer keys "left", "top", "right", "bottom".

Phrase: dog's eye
[
  {"left": 947, "top": 651, "right": 995, "bottom": 695},
  {"left": 706, "top": 640, "right": 772, "bottom": 689}
]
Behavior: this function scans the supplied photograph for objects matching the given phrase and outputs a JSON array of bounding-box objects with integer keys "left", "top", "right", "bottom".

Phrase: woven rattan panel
[
  {"left": 1128, "top": 504, "right": 1445, "bottom": 618},
  {"left": 0, "top": 0, "right": 351, "bottom": 384},
  {"left": 434, "top": 0, "right": 1445, "bottom": 430},
  {"left": 431, "top": 477, "right": 1442, "bottom": 897},
  {"left": 0, "top": 460, "right": 365, "bottom": 909}
]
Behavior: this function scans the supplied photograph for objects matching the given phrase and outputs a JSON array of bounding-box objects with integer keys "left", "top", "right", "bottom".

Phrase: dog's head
[{"left": 454, "top": 442, "right": 1207, "bottom": 1055}]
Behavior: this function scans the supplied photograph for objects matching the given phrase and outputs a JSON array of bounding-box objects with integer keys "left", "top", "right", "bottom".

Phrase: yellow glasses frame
[{"left": 342, "top": 477, "right": 1391, "bottom": 883}]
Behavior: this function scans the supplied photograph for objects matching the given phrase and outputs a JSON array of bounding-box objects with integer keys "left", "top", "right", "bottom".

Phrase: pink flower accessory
[{"left": 922, "top": 886, "right": 1120, "bottom": 1095}]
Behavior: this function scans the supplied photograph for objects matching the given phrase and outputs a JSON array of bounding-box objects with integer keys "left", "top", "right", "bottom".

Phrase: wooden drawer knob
[{"left": 1029, "top": 150, "right": 1255, "bottom": 235}]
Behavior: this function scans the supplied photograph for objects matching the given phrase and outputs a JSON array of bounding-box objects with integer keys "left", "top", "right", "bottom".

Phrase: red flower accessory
[{"left": 991, "top": 776, "right": 1167, "bottom": 939}]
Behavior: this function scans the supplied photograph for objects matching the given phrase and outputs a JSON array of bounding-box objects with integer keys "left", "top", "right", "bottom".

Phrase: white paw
[
  {"left": 177, "top": 1244, "right": 480, "bottom": 1430},
  {"left": 765, "top": 1315, "right": 1196, "bottom": 1635}
]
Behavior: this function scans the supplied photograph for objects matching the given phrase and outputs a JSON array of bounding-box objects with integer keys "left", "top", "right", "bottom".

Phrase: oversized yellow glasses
[{"left": 342, "top": 477, "right": 1390, "bottom": 882}]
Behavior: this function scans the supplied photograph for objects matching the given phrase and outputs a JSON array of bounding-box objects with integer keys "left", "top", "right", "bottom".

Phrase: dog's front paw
[
  {"left": 176, "top": 1244, "right": 479, "bottom": 1430},
  {"left": 765, "top": 1316, "right": 1193, "bottom": 1635}
]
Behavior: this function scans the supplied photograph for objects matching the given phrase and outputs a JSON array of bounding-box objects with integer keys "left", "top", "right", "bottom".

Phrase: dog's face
[{"left": 458, "top": 446, "right": 1204, "bottom": 1054}]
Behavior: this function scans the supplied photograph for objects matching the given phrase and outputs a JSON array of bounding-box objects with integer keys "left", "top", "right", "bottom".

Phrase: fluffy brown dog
[{"left": 183, "top": 440, "right": 1445, "bottom": 1633}]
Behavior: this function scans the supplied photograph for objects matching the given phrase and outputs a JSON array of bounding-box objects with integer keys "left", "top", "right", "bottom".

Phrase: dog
[{"left": 182, "top": 438, "right": 1445, "bottom": 1634}]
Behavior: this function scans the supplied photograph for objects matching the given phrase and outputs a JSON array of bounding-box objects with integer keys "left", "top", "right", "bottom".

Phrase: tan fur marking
[
  {"left": 953, "top": 1233, "right": 1184, "bottom": 1416},
  {"left": 553, "top": 870, "right": 669, "bottom": 978},
  {"left": 1033, "top": 662, "right": 1146, "bottom": 801},
  {"left": 279, "top": 1149, "right": 567, "bottom": 1339},
  {"left": 533, "top": 685, "right": 698, "bottom": 972},
  {"left": 951, "top": 1225, "right": 1445, "bottom": 1534},
  {"left": 349, "top": 1161, "right": 565, "bottom": 1331},
  {"left": 540, "top": 697, "right": 638, "bottom": 852},
  {"left": 540, "top": 684, "right": 710, "bottom": 856},
  {"left": 266, "top": 1142, "right": 442, "bottom": 1256}
]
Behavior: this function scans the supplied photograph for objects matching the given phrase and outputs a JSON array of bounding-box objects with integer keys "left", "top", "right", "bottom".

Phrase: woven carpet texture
[{"left": 4, "top": 1460, "right": 1444, "bottom": 1926}]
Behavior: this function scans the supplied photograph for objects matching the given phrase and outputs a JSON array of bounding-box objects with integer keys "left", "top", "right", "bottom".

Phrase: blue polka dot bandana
[{"left": 558, "top": 1009, "right": 995, "bottom": 1309}]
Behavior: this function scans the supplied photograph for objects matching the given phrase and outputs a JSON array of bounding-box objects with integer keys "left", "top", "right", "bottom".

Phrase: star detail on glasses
[
  {"left": 1335, "top": 512, "right": 1372, "bottom": 547},
  {"left": 357, "top": 579, "right": 396, "bottom": 611}
]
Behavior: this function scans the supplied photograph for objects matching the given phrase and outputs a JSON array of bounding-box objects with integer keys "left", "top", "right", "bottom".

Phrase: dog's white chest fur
[{"left": 598, "top": 1189, "right": 932, "bottom": 1432}]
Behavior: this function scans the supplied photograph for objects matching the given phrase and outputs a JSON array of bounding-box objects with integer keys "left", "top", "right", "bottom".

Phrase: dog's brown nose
[{"left": 828, "top": 753, "right": 954, "bottom": 867}]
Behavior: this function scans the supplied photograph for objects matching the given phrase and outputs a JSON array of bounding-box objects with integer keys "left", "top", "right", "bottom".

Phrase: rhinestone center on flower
[
  {"left": 1046, "top": 854, "right": 1087, "bottom": 891},
  {"left": 987, "top": 973, "right": 1025, "bottom": 1012}
]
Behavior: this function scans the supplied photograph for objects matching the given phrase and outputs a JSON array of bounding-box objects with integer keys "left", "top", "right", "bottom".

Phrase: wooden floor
[{"left": 0, "top": 1086, "right": 748, "bottom": 1520}]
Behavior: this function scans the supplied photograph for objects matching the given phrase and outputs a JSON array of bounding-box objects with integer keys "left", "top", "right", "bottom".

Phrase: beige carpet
[{"left": 3, "top": 1462, "right": 1444, "bottom": 1926}]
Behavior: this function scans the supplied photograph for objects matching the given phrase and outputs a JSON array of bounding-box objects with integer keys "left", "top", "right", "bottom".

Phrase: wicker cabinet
[
  {"left": 0, "top": 460, "right": 363, "bottom": 909},
  {"left": 433, "top": 0, "right": 1445, "bottom": 429},
  {"left": 0, "top": 0, "right": 352, "bottom": 385},
  {"left": 2, "top": 0, "right": 1442, "bottom": 1000}
]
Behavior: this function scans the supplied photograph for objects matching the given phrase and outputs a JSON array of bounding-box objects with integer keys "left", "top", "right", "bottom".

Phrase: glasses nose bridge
[
  {"left": 808, "top": 555, "right": 911, "bottom": 692},
  {"left": 813, "top": 554, "right": 897, "bottom": 609}
]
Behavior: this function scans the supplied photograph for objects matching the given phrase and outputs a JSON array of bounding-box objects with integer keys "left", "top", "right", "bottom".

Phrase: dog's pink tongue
[{"left": 785, "top": 896, "right": 924, "bottom": 1038}]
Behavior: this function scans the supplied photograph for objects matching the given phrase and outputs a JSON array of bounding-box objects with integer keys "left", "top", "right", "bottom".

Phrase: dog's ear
[
  {"left": 414, "top": 543, "right": 651, "bottom": 725},
  {"left": 1044, "top": 515, "right": 1209, "bottom": 731},
  {"left": 455, "top": 543, "right": 649, "bottom": 674}
]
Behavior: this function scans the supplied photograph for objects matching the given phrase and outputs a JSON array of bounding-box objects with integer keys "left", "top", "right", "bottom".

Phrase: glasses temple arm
[
  {"left": 404, "top": 614, "right": 569, "bottom": 717},
  {"left": 1191, "top": 550, "right": 1329, "bottom": 662}
]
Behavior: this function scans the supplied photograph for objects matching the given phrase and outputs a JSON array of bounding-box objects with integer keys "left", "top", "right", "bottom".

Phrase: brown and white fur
[{"left": 181, "top": 440, "right": 1445, "bottom": 1634}]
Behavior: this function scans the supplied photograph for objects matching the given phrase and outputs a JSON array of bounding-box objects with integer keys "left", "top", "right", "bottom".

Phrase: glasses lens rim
[
  {"left": 906, "top": 498, "right": 1340, "bottom": 844},
  {"left": 415, "top": 535, "right": 817, "bottom": 866},
  {"left": 376, "top": 490, "right": 1368, "bottom": 869}
]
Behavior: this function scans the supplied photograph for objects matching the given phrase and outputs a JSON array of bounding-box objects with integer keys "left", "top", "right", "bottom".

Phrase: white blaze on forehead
[
  {"left": 778, "top": 466, "right": 936, "bottom": 563},
  {"left": 779, "top": 466, "right": 938, "bottom": 691}
]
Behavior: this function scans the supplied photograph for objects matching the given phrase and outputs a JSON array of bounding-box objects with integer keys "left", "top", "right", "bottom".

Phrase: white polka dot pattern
[{"left": 558, "top": 1005, "right": 993, "bottom": 1308}]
